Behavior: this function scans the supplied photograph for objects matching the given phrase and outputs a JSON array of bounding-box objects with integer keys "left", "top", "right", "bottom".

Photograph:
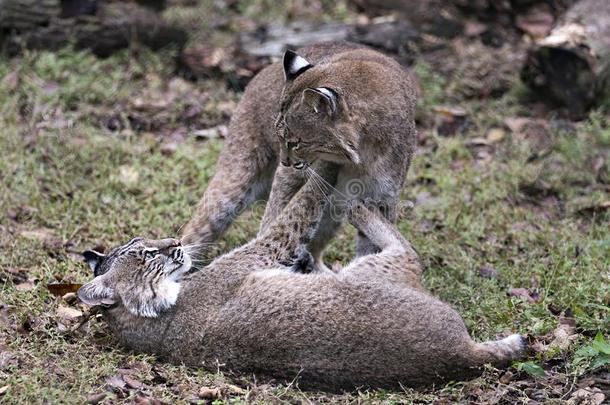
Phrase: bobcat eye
[
  {"left": 287, "top": 140, "right": 299, "bottom": 150},
  {"left": 142, "top": 248, "right": 159, "bottom": 260}
]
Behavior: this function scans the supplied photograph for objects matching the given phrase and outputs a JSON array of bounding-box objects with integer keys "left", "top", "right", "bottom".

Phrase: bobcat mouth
[{"left": 167, "top": 248, "right": 192, "bottom": 276}]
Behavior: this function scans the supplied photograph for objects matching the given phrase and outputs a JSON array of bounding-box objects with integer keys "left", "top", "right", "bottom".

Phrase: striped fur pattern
[{"left": 78, "top": 238, "right": 192, "bottom": 318}]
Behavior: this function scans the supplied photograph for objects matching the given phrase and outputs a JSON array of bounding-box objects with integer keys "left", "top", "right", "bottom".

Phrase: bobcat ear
[
  {"left": 303, "top": 87, "right": 338, "bottom": 115},
  {"left": 83, "top": 250, "right": 105, "bottom": 275},
  {"left": 283, "top": 50, "right": 312, "bottom": 81},
  {"left": 77, "top": 276, "right": 116, "bottom": 306}
]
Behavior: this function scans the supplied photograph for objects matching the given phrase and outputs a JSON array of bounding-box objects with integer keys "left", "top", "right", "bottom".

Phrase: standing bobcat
[
  {"left": 79, "top": 175, "right": 527, "bottom": 391},
  {"left": 182, "top": 41, "right": 417, "bottom": 266}
]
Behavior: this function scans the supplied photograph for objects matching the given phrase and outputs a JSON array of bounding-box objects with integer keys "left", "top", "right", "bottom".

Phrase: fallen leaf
[
  {"left": 477, "top": 265, "right": 500, "bottom": 279},
  {"left": 41, "top": 81, "right": 60, "bottom": 95},
  {"left": 198, "top": 387, "right": 221, "bottom": 399},
  {"left": 118, "top": 165, "right": 140, "bottom": 186},
  {"left": 62, "top": 292, "right": 78, "bottom": 305},
  {"left": 159, "top": 142, "right": 178, "bottom": 156},
  {"left": 486, "top": 128, "right": 505, "bottom": 143},
  {"left": 105, "top": 375, "right": 126, "bottom": 391},
  {"left": 14, "top": 279, "right": 36, "bottom": 292},
  {"left": 516, "top": 4, "right": 554, "bottom": 39},
  {"left": 432, "top": 105, "right": 469, "bottom": 137},
  {"left": 56, "top": 305, "right": 83, "bottom": 321},
  {"left": 0, "top": 351, "right": 17, "bottom": 370},
  {"left": 1, "top": 70, "right": 19, "bottom": 91},
  {"left": 47, "top": 284, "right": 83, "bottom": 297},
  {"left": 0, "top": 385, "right": 9, "bottom": 396},
  {"left": 499, "top": 371, "right": 513, "bottom": 384},
  {"left": 548, "top": 323, "right": 578, "bottom": 351},
  {"left": 123, "top": 375, "right": 145, "bottom": 390},
  {"left": 464, "top": 20, "right": 487, "bottom": 37},
  {"left": 6, "top": 204, "right": 36, "bottom": 222},
  {"left": 86, "top": 392, "right": 107, "bottom": 404},
  {"left": 508, "top": 287, "right": 540, "bottom": 303},
  {"left": 569, "top": 388, "right": 605, "bottom": 405},
  {"left": 225, "top": 383, "right": 246, "bottom": 395},
  {"left": 504, "top": 117, "right": 553, "bottom": 153},
  {"left": 576, "top": 201, "right": 610, "bottom": 217},
  {"left": 19, "top": 228, "right": 55, "bottom": 242}
]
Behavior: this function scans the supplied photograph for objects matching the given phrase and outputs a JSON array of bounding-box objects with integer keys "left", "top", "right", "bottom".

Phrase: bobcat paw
[{"left": 287, "top": 245, "right": 315, "bottom": 274}]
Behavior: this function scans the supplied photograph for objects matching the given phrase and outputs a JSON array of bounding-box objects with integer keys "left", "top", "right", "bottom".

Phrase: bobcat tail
[{"left": 470, "top": 334, "right": 528, "bottom": 366}]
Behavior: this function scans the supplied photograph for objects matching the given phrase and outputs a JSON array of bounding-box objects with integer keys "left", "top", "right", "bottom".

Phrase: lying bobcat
[
  {"left": 78, "top": 176, "right": 526, "bottom": 391},
  {"left": 181, "top": 41, "right": 417, "bottom": 266}
]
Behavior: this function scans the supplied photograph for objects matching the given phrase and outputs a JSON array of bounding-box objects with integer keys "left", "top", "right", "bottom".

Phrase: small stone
[{"left": 86, "top": 392, "right": 107, "bottom": 404}]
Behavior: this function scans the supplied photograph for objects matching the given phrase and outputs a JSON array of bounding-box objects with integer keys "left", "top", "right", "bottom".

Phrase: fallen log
[
  {"left": 521, "top": 0, "right": 610, "bottom": 116},
  {"left": 0, "top": 0, "right": 186, "bottom": 57},
  {"left": 237, "top": 20, "right": 418, "bottom": 61}
]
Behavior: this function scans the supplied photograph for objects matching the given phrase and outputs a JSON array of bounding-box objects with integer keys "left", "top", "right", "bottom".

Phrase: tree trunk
[{"left": 521, "top": 0, "right": 610, "bottom": 116}]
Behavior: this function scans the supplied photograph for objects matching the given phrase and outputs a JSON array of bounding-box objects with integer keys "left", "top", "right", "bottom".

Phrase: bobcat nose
[{"left": 280, "top": 156, "right": 292, "bottom": 167}]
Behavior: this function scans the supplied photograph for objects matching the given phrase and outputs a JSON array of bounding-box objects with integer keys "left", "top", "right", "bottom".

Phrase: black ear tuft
[
  {"left": 283, "top": 50, "right": 313, "bottom": 81},
  {"left": 82, "top": 250, "right": 105, "bottom": 276}
]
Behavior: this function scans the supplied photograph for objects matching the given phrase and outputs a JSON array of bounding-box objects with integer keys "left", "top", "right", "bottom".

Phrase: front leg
[
  {"left": 253, "top": 164, "right": 339, "bottom": 266},
  {"left": 279, "top": 245, "right": 315, "bottom": 274},
  {"left": 259, "top": 165, "right": 307, "bottom": 234}
]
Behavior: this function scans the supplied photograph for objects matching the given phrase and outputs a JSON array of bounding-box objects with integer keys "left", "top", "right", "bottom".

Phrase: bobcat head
[
  {"left": 77, "top": 237, "right": 191, "bottom": 318},
  {"left": 276, "top": 50, "right": 361, "bottom": 170}
]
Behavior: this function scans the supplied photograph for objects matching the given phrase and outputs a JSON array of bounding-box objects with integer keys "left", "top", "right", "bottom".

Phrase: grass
[{"left": 1, "top": 4, "right": 610, "bottom": 404}]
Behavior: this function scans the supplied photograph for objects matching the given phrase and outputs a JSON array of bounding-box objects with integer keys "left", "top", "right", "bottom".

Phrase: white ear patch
[
  {"left": 283, "top": 50, "right": 312, "bottom": 81},
  {"left": 289, "top": 55, "right": 310, "bottom": 73},
  {"left": 315, "top": 87, "right": 334, "bottom": 99}
]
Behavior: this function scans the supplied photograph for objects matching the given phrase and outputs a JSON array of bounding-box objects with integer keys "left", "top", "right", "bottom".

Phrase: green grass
[{"left": 1, "top": 16, "right": 609, "bottom": 405}]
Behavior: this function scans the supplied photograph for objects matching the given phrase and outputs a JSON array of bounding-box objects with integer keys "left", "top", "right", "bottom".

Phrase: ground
[{"left": 0, "top": 1, "right": 609, "bottom": 404}]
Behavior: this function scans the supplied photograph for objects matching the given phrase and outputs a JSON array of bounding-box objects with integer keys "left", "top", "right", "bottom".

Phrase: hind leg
[
  {"left": 341, "top": 201, "right": 422, "bottom": 288},
  {"left": 355, "top": 196, "right": 399, "bottom": 257}
]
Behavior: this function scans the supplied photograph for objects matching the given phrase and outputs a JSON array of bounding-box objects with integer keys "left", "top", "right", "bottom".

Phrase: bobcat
[
  {"left": 181, "top": 41, "right": 417, "bottom": 267},
  {"left": 79, "top": 175, "right": 527, "bottom": 391}
]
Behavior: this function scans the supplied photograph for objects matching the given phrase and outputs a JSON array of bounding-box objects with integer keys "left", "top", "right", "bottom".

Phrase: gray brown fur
[
  {"left": 79, "top": 177, "right": 527, "bottom": 391},
  {"left": 181, "top": 41, "right": 417, "bottom": 265}
]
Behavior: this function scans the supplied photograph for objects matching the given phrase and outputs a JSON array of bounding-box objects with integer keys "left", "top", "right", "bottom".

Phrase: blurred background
[{"left": 0, "top": 0, "right": 609, "bottom": 403}]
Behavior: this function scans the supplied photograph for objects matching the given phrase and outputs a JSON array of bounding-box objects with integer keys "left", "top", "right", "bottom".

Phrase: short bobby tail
[{"left": 470, "top": 334, "right": 528, "bottom": 366}]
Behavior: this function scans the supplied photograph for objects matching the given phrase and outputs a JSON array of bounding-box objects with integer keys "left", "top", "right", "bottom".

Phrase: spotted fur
[{"left": 81, "top": 177, "right": 526, "bottom": 391}]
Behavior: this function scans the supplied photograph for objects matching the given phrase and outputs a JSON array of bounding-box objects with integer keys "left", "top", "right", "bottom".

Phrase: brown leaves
[
  {"left": 1, "top": 267, "right": 37, "bottom": 292},
  {"left": 198, "top": 387, "right": 221, "bottom": 399},
  {"left": 576, "top": 200, "right": 610, "bottom": 217},
  {"left": 504, "top": 116, "right": 554, "bottom": 155},
  {"left": 568, "top": 388, "right": 606, "bottom": 405},
  {"left": 47, "top": 284, "right": 83, "bottom": 297},
  {"left": 432, "top": 105, "right": 469, "bottom": 136},
  {"left": 508, "top": 287, "right": 541, "bottom": 303},
  {"left": 0, "top": 70, "right": 19, "bottom": 92},
  {"left": 477, "top": 265, "right": 500, "bottom": 280}
]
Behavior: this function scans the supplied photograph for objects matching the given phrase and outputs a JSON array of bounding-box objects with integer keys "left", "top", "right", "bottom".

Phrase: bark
[{"left": 521, "top": 0, "right": 610, "bottom": 116}]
